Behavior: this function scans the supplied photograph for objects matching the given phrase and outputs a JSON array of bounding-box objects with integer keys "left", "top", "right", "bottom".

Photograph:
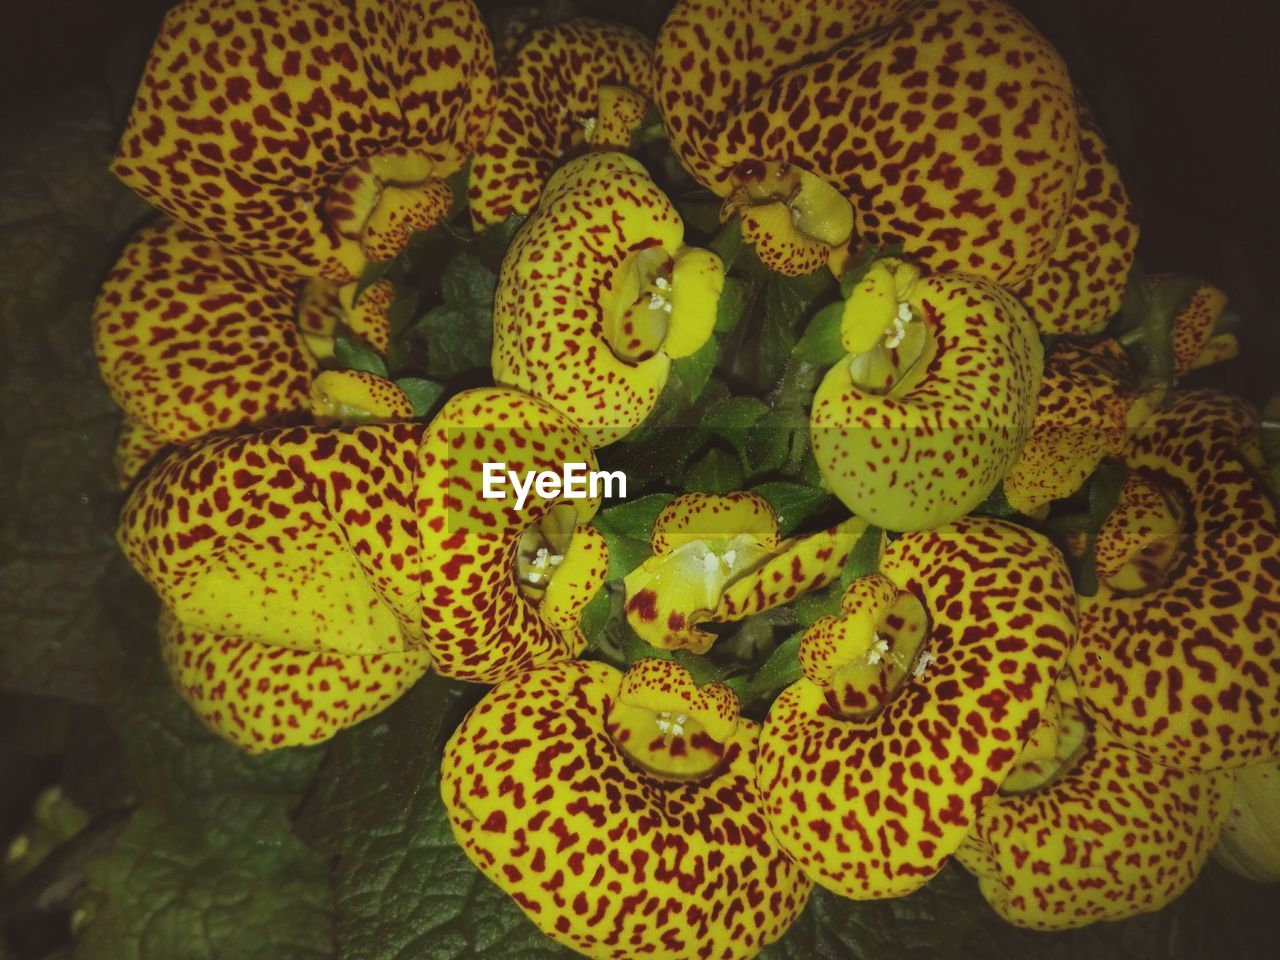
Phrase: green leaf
[
  {"left": 578, "top": 586, "right": 613, "bottom": 647},
  {"left": 754, "top": 482, "right": 832, "bottom": 536},
  {"left": 971, "top": 483, "right": 1024, "bottom": 521},
  {"left": 334, "top": 333, "right": 390, "bottom": 378},
  {"left": 704, "top": 396, "right": 770, "bottom": 431},
  {"left": 715, "top": 275, "right": 751, "bottom": 333},
  {"left": 0, "top": 86, "right": 162, "bottom": 703},
  {"left": 793, "top": 301, "right": 846, "bottom": 366},
  {"left": 744, "top": 631, "right": 804, "bottom": 703},
  {"left": 840, "top": 524, "right": 883, "bottom": 592},
  {"left": 416, "top": 253, "right": 498, "bottom": 379},
  {"left": 296, "top": 684, "right": 573, "bottom": 960},
  {"left": 709, "top": 218, "right": 743, "bottom": 269},
  {"left": 394, "top": 377, "right": 446, "bottom": 418},
  {"left": 672, "top": 334, "right": 719, "bottom": 403},
  {"left": 595, "top": 493, "right": 676, "bottom": 540},
  {"left": 686, "top": 447, "right": 744, "bottom": 494}
]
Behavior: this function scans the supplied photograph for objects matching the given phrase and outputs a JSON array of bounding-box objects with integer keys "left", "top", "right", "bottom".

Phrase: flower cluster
[{"left": 97, "top": 0, "right": 1277, "bottom": 955}]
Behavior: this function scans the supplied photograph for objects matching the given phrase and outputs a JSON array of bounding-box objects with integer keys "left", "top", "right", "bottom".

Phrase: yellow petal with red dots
[
  {"left": 492, "top": 152, "right": 721, "bottom": 445},
  {"left": 415, "top": 388, "right": 605, "bottom": 682},
  {"left": 1004, "top": 339, "right": 1140, "bottom": 514},
  {"left": 656, "top": 0, "right": 1079, "bottom": 285},
  {"left": 469, "top": 18, "right": 655, "bottom": 227},
  {"left": 1072, "top": 391, "right": 1280, "bottom": 771},
  {"left": 1163, "top": 277, "right": 1237, "bottom": 378},
  {"left": 160, "top": 608, "right": 430, "bottom": 754},
  {"left": 119, "top": 422, "right": 426, "bottom": 654},
  {"left": 956, "top": 731, "right": 1230, "bottom": 929},
  {"left": 114, "top": 418, "right": 170, "bottom": 491},
  {"left": 758, "top": 517, "right": 1077, "bottom": 899},
  {"left": 93, "top": 219, "right": 315, "bottom": 445},
  {"left": 309, "top": 370, "right": 414, "bottom": 424},
  {"left": 113, "top": 0, "right": 495, "bottom": 280},
  {"left": 441, "top": 659, "right": 811, "bottom": 960},
  {"left": 811, "top": 269, "right": 1042, "bottom": 532},
  {"left": 1014, "top": 113, "right": 1139, "bottom": 334}
]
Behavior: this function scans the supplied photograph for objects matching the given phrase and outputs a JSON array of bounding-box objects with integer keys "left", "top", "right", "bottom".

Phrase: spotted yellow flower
[
  {"left": 623, "top": 492, "right": 862, "bottom": 653},
  {"left": 492, "top": 152, "right": 723, "bottom": 445},
  {"left": 1164, "top": 276, "right": 1239, "bottom": 376},
  {"left": 416, "top": 388, "right": 609, "bottom": 682},
  {"left": 1071, "top": 391, "right": 1280, "bottom": 771},
  {"left": 119, "top": 422, "right": 427, "bottom": 656},
  {"left": 757, "top": 517, "right": 1077, "bottom": 899},
  {"left": 655, "top": 0, "right": 1080, "bottom": 281},
  {"left": 810, "top": 259, "right": 1042, "bottom": 531},
  {"left": 160, "top": 608, "right": 430, "bottom": 754},
  {"left": 112, "top": 0, "right": 496, "bottom": 280},
  {"left": 468, "top": 18, "right": 655, "bottom": 227},
  {"left": 1013, "top": 113, "right": 1139, "bottom": 335},
  {"left": 442, "top": 657, "right": 812, "bottom": 959},
  {"left": 957, "top": 678, "right": 1231, "bottom": 929},
  {"left": 1003, "top": 338, "right": 1149, "bottom": 515}
]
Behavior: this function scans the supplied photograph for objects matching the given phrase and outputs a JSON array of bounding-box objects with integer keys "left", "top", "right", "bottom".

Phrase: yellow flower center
[
  {"left": 602, "top": 245, "right": 723, "bottom": 365},
  {"left": 516, "top": 503, "right": 579, "bottom": 600},
  {"left": 841, "top": 260, "right": 935, "bottom": 395}
]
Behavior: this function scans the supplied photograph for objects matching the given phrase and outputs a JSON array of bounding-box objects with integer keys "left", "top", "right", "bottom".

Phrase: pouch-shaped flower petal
[
  {"left": 1003, "top": 339, "right": 1145, "bottom": 514},
  {"left": 115, "top": 418, "right": 171, "bottom": 490},
  {"left": 94, "top": 219, "right": 316, "bottom": 444},
  {"left": 957, "top": 726, "right": 1230, "bottom": 929},
  {"left": 1013, "top": 114, "right": 1138, "bottom": 335},
  {"left": 623, "top": 492, "right": 861, "bottom": 652},
  {"left": 112, "top": 0, "right": 496, "bottom": 280},
  {"left": 1071, "top": 391, "right": 1280, "bottom": 771},
  {"left": 416, "top": 388, "right": 609, "bottom": 682},
  {"left": 119, "top": 421, "right": 426, "bottom": 655},
  {"left": 1165, "top": 277, "right": 1239, "bottom": 377},
  {"left": 160, "top": 607, "right": 430, "bottom": 753},
  {"left": 810, "top": 260, "right": 1042, "bottom": 531},
  {"left": 757, "top": 517, "right": 1076, "bottom": 899},
  {"left": 656, "top": 0, "right": 1079, "bottom": 283},
  {"left": 492, "top": 152, "right": 723, "bottom": 445},
  {"left": 442, "top": 658, "right": 812, "bottom": 959},
  {"left": 468, "top": 19, "right": 655, "bottom": 228},
  {"left": 1214, "top": 758, "right": 1280, "bottom": 882}
]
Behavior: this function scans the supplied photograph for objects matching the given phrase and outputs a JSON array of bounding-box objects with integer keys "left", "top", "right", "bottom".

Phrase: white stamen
[
  {"left": 648, "top": 290, "right": 673, "bottom": 314},
  {"left": 884, "top": 302, "right": 912, "bottom": 350},
  {"left": 913, "top": 650, "right": 935, "bottom": 678},
  {"left": 655, "top": 710, "right": 690, "bottom": 744},
  {"left": 723, "top": 549, "right": 737, "bottom": 567},
  {"left": 578, "top": 114, "right": 598, "bottom": 139},
  {"left": 865, "top": 632, "right": 890, "bottom": 666}
]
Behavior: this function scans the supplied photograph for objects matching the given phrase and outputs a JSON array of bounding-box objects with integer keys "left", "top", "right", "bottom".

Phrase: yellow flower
[
  {"left": 119, "top": 421, "right": 428, "bottom": 657},
  {"left": 492, "top": 152, "right": 723, "bottom": 445},
  {"left": 957, "top": 676, "right": 1231, "bottom": 929},
  {"left": 655, "top": 0, "right": 1082, "bottom": 283},
  {"left": 416, "top": 388, "right": 609, "bottom": 682},
  {"left": 112, "top": 0, "right": 496, "bottom": 280},
  {"left": 810, "top": 260, "right": 1042, "bottom": 531},
  {"left": 757, "top": 517, "right": 1077, "bottom": 899},
  {"left": 441, "top": 658, "right": 812, "bottom": 959},
  {"left": 1003, "top": 338, "right": 1148, "bottom": 515},
  {"left": 469, "top": 18, "right": 655, "bottom": 227},
  {"left": 160, "top": 608, "right": 429, "bottom": 754},
  {"left": 1013, "top": 113, "right": 1139, "bottom": 335},
  {"left": 1214, "top": 758, "right": 1280, "bottom": 882},
  {"left": 1071, "top": 390, "right": 1280, "bottom": 771},
  {"left": 623, "top": 491, "right": 862, "bottom": 653},
  {"left": 1164, "top": 276, "right": 1239, "bottom": 376}
]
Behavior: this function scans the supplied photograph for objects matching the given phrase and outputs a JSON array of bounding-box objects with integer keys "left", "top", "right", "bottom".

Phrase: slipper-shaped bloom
[
  {"left": 1003, "top": 339, "right": 1148, "bottom": 515},
  {"left": 468, "top": 18, "right": 655, "bottom": 228},
  {"left": 160, "top": 607, "right": 430, "bottom": 753},
  {"left": 810, "top": 259, "right": 1042, "bottom": 531},
  {"left": 442, "top": 658, "right": 812, "bottom": 959},
  {"left": 623, "top": 492, "right": 862, "bottom": 653},
  {"left": 416, "top": 388, "right": 609, "bottom": 682},
  {"left": 757, "top": 517, "right": 1077, "bottom": 899},
  {"left": 655, "top": 0, "right": 1079, "bottom": 281},
  {"left": 1214, "top": 758, "right": 1280, "bottom": 882},
  {"left": 1013, "top": 114, "right": 1138, "bottom": 335},
  {"left": 94, "top": 219, "right": 317, "bottom": 445},
  {"left": 112, "top": 0, "right": 496, "bottom": 280},
  {"left": 492, "top": 152, "right": 723, "bottom": 445},
  {"left": 957, "top": 689, "right": 1231, "bottom": 929},
  {"left": 1165, "top": 277, "right": 1239, "bottom": 377},
  {"left": 119, "top": 421, "right": 427, "bottom": 655},
  {"left": 1071, "top": 390, "right": 1280, "bottom": 771}
]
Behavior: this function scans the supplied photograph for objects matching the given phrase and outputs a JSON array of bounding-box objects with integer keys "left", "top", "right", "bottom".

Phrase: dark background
[{"left": 3, "top": 0, "right": 1278, "bottom": 398}]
